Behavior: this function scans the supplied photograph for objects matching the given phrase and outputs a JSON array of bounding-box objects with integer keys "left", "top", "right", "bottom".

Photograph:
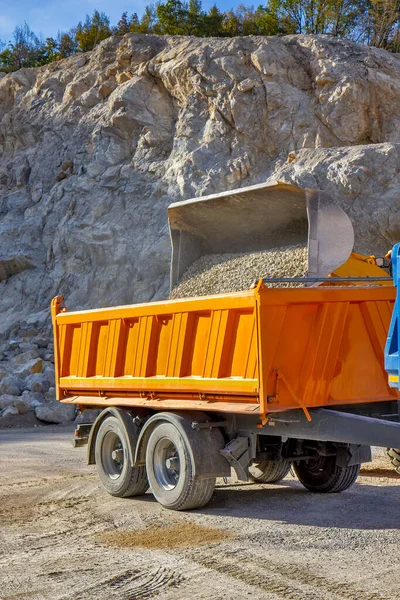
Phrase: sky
[{"left": 0, "top": 0, "right": 239, "bottom": 43}]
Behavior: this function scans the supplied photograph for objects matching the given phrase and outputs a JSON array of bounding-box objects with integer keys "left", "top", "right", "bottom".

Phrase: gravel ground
[
  {"left": 170, "top": 244, "right": 308, "bottom": 298},
  {"left": 0, "top": 427, "right": 399, "bottom": 600}
]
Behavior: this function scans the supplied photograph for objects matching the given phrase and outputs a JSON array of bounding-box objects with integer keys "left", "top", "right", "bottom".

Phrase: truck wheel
[
  {"left": 386, "top": 448, "right": 400, "bottom": 474},
  {"left": 95, "top": 416, "right": 148, "bottom": 498},
  {"left": 293, "top": 456, "right": 360, "bottom": 493},
  {"left": 248, "top": 458, "right": 291, "bottom": 483},
  {"left": 146, "top": 422, "right": 215, "bottom": 510}
]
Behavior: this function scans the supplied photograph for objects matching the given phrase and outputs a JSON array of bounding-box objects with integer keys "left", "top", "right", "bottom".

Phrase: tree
[
  {"left": 0, "top": 47, "right": 13, "bottom": 72},
  {"left": 75, "top": 10, "right": 113, "bottom": 52},
  {"left": 185, "top": 0, "right": 205, "bottom": 35},
  {"left": 117, "top": 12, "right": 131, "bottom": 34},
  {"left": 222, "top": 9, "right": 241, "bottom": 35},
  {"left": 57, "top": 31, "right": 78, "bottom": 58},
  {"left": 157, "top": 0, "right": 187, "bottom": 34},
  {"left": 271, "top": 0, "right": 365, "bottom": 35},
  {"left": 364, "top": 0, "right": 400, "bottom": 51},
  {"left": 203, "top": 5, "right": 225, "bottom": 36},
  {"left": 131, "top": 6, "right": 158, "bottom": 33},
  {"left": 1, "top": 0, "right": 400, "bottom": 74},
  {"left": 35, "top": 37, "right": 59, "bottom": 65},
  {"left": 7, "top": 23, "right": 41, "bottom": 70}
]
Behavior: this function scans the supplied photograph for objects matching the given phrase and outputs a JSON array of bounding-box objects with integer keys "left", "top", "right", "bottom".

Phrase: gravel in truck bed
[{"left": 170, "top": 244, "right": 308, "bottom": 298}]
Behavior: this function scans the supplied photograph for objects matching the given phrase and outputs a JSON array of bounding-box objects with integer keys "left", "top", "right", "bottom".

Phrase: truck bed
[{"left": 52, "top": 283, "right": 399, "bottom": 422}]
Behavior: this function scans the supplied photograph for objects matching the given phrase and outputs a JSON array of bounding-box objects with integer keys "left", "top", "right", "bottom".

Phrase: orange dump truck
[{"left": 52, "top": 183, "right": 400, "bottom": 510}]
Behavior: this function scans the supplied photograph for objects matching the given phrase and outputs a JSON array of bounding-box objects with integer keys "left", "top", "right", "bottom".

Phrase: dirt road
[{"left": 0, "top": 426, "right": 399, "bottom": 600}]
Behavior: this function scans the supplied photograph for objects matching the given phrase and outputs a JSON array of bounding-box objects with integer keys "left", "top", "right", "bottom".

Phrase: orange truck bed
[{"left": 51, "top": 283, "right": 399, "bottom": 424}]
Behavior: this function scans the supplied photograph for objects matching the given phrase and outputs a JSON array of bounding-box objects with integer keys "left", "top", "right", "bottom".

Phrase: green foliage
[
  {"left": 117, "top": 12, "right": 131, "bottom": 34},
  {"left": 75, "top": 10, "right": 113, "bottom": 52},
  {"left": 362, "top": 0, "right": 400, "bottom": 51},
  {"left": 275, "top": 0, "right": 365, "bottom": 35},
  {"left": 0, "top": 1, "right": 399, "bottom": 74},
  {"left": 203, "top": 5, "right": 225, "bottom": 36},
  {"left": 57, "top": 32, "right": 78, "bottom": 58}
]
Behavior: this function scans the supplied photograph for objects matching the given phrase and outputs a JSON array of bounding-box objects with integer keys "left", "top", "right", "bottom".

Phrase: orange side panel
[
  {"left": 52, "top": 285, "right": 399, "bottom": 417},
  {"left": 53, "top": 292, "right": 260, "bottom": 404}
]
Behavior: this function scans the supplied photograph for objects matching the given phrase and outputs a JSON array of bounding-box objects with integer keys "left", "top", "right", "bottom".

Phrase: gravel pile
[{"left": 170, "top": 244, "right": 308, "bottom": 298}]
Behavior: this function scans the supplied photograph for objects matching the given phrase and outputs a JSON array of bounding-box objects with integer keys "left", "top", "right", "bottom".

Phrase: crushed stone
[{"left": 170, "top": 244, "right": 308, "bottom": 298}]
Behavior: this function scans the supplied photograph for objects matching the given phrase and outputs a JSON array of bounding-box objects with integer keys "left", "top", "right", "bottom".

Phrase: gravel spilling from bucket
[{"left": 170, "top": 244, "right": 308, "bottom": 298}]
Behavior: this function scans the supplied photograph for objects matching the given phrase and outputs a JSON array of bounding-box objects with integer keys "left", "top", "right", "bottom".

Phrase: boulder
[
  {"left": 45, "top": 387, "right": 56, "bottom": 402},
  {"left": 0, "top": 376, "right": 22, "bottom": 396},
  {"left": 75, "top": 409, "right": 101, "bottom": 423},
  {"left": 18, "top": 342, "right": 39, "bottom": 353},
  {"left": 35, "top": 402, "right": 76, "bottom": 424},
  {"left": 13, "top": 350, "right": 39, "bottom": 364},
  {"left": 21, "top": 390, "right": 45, "bottom": 405},
  {"left": 32, "top": 336, "right": 49, "bottom": 348},
  {"left": 13, "top": 398, "right": 36, "bottom": 415},
  {"left": 1, "top": 405, "right": 19, "bottom": 418},
  {"left": 14, "top": 358, "right": 43, "bottom": 378},
  {"left": 0, "top": 394, "right": 20, "bottom": 410},
  {"left": 24, "top": 372, "right": 52, "bottom": 393}
]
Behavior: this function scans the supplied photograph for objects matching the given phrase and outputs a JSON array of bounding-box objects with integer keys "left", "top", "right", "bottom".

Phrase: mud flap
[
  {"left": 134, "top": 411, "right": 231, "bottom": 479},
  {"left": 220, "top": 436, "right": 251, "bottom": 481},
  {"left": 336, "top": 444, "right": 372, "bottom": 467}
]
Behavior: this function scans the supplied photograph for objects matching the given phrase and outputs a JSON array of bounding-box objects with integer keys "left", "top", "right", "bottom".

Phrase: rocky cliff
[{"left": 1, "top": 33, "right": 400, "bottom": 422}]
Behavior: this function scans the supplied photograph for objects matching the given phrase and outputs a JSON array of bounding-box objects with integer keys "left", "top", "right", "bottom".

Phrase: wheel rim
[
  {"left": 153, "top": 437, "right": 180, "bottom": 490},
  {"left": 101, "top": 431, "right": 124, "bottom": 480},
  {"left": 302, "top": 456, "right": 326, "bottom": 474}
]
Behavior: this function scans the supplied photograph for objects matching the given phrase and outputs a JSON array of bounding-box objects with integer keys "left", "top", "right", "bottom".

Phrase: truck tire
[
  {"left": 146, "top": 421, "right": 215, "bottom": 511},
  {"left": 94, "top": 416, "right": 148, "bottom": 498},
  {"left": 386, "top": 448, "right": 400, "bottom": 474},
  {"left": 293, "top": 456, "right": 360, "bottom": 493},
  {"left": 248, "top": 458, "right": 291, "bottom": 483}
]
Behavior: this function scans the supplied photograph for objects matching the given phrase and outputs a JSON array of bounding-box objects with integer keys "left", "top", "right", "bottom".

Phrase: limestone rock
[
  {"left": 0, "top": 394, "right": 20, "bottom": 410},
  {"left": 21, "top": 390, "right": 45, "bottom": 405},
  {"left": 14, "top": 358, "right": 43, "bottom": 377},
  {"left": 35, "top": 402, "right": 76, "bottom": 424},
  {"left": 24, "top": 372, "right": 52, "bottom": 393},
  {"left": 75, "top": 409, "right": 101, "bottom": 423},
  {"left": 45, "top": 386, "right": 56, "bottom": 402},
  {"left": 1, "top": 405, "right": 19, "bottom": 418},
  {"left": 0, "top": 376, "right": 22, "bottom": 396},
  {"left": 13, "top": 398, "right": 36, "bottom": 414},
  {"left": 13, "top": 349, "right": 39, "bottom": 364}
]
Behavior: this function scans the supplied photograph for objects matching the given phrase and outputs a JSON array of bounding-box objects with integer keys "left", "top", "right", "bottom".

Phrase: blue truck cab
[{"left": 385, "top": 243, "right": 400, "bottom": 390}]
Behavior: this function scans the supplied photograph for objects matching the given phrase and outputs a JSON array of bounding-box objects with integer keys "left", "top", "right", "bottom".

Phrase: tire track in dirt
[
  {"left": 0, "top": 496, "right": 92, "bottom": 526},
  {"left": 187, "top": 547, "right": 392, "bottom": 600},
  {"left": 0, "top": 474, "right": 96, "bottom": 490},
  {"left": 69, "top": 567, "right": 183, "bottom": 600}
]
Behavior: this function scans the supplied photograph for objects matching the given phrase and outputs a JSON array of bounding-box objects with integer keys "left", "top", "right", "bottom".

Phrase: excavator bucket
[{"left": 168, "top": 182, "right": 355, "bottom": 289}]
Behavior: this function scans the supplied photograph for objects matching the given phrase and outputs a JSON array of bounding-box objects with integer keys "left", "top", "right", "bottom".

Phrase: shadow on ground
[
  {"left": 130, "top": 478, "right": 399, "bottom": 530},
  {"left": 194, "top": 479, "right": 400, "bottom": 530}
]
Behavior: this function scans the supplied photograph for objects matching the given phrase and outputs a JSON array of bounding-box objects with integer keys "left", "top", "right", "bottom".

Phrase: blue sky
[{"left": 0, "top": 0, "right": 240, "bottom": 42}]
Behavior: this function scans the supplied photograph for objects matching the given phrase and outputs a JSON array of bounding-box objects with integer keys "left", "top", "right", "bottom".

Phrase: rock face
[{"left": 1, "top": 33, "right": 400, "bottom": 422}]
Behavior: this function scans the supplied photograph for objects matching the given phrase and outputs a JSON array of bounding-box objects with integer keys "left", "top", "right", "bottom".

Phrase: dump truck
[{"left": 51, "top": 182, "right": 400, "bottom": 510}]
